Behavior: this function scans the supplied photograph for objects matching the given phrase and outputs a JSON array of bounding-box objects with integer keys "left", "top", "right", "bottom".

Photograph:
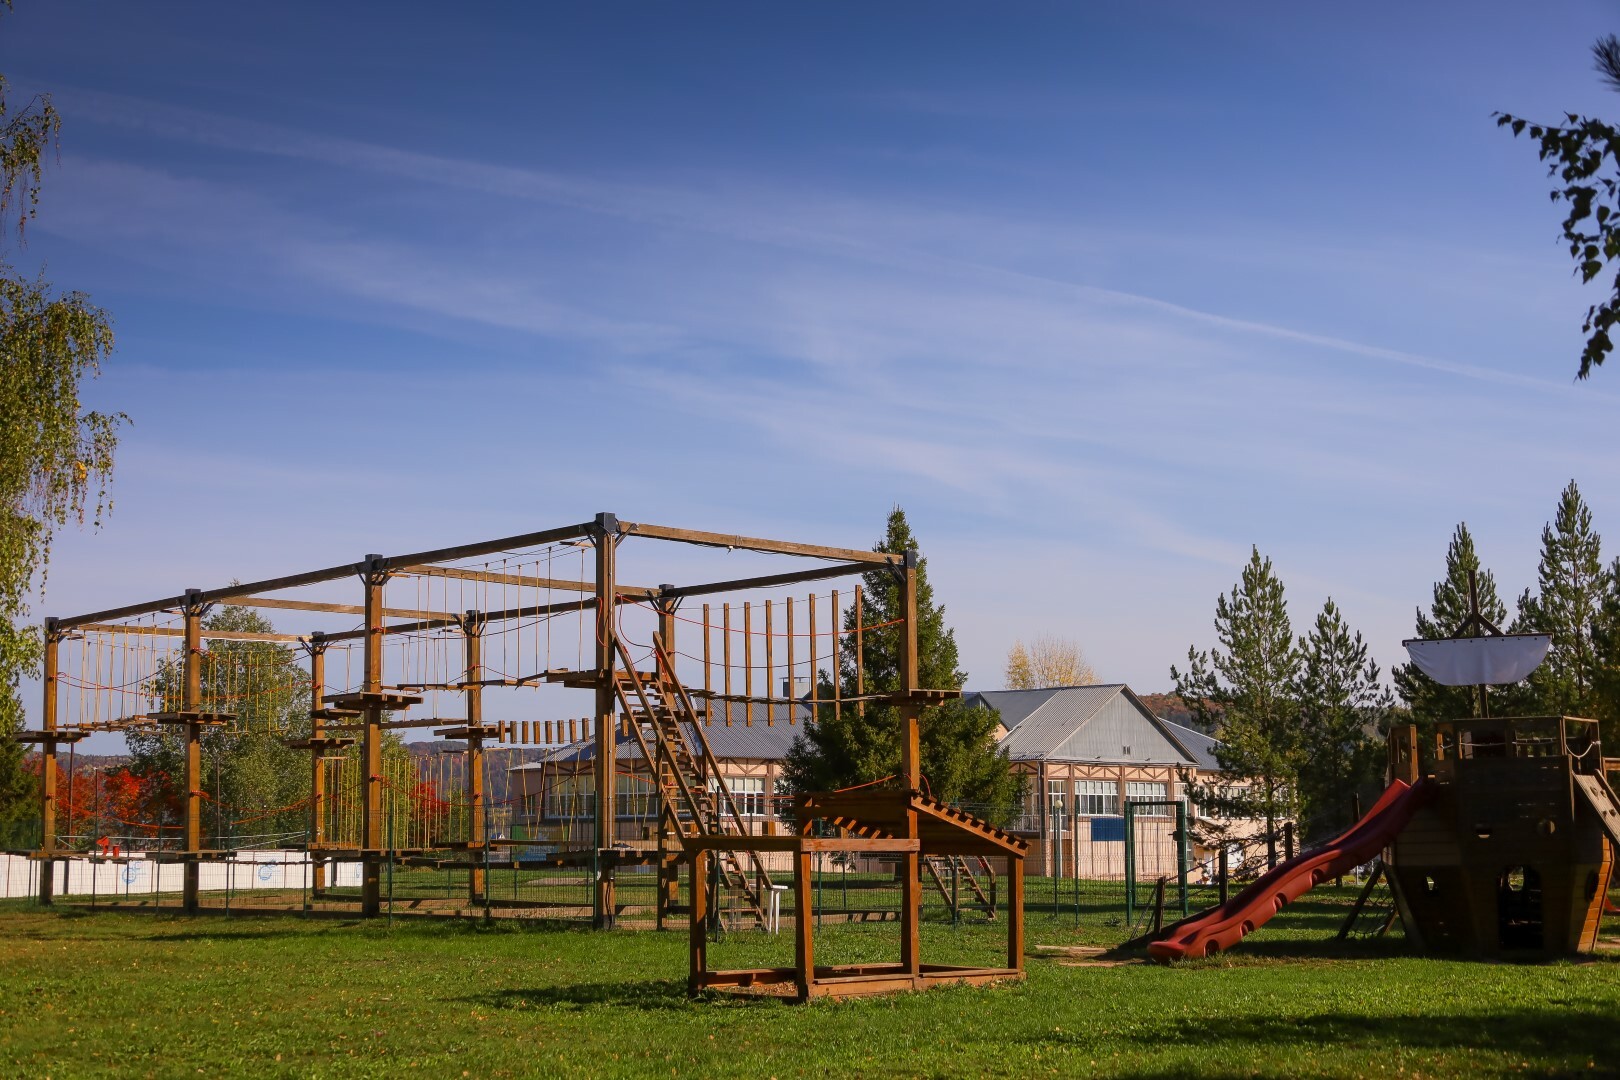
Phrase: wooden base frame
[{"left": 686, "top": 790, "right": 1028, "bottom": 1002}]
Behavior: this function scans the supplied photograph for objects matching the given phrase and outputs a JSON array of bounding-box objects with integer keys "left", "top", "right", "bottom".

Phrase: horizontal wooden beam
[
  {"left": 228, "top": 595, "right": 451, "bottom": 620},
  {"left": 619, "top": 521, "right": 895, "bottom": 564},
  {"left": 54, "top": 521, "right": 599, "bottom": 631},
  {"left": 318, "top": 596, "right": 599, "bottom": 643},
  {"left": 399, "top": 564, "right": 655, "bottom": 599},
  {"left": 378, "top": 521, "right": 598, "bottom": 574},
  {"left": 53, "top": 516, "right": 887, "bottom": 633},
  {"left": 804, "top": 837, "right": 920, "bottom": 853},
  {"left": 679, "top": 835, "right": 920, "bottom": 854},
  {"left": 661, "top": 560, "right": 879, "bottom": 600},
  {"left": 55, "top": 561, "right": 360, "bottom": 630},
  {"left": 75, "top": 623, "right": 307, "bottom": 644},
  {"left": 683, "top": 835, "right": 804, "bottom": 853}
]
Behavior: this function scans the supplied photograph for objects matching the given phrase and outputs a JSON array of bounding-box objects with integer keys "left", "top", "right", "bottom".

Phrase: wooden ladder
[{"left": 612, "top": 635, "right": 772, "bottom": 928}]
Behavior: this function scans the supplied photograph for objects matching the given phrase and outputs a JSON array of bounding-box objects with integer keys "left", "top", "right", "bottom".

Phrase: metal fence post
[
  {"left": 1123, "top": 801, "right": 1136, "bottom": 925},
  {"left": 951, "top": 859, "right": 960, "bottom": 927},
  {"left": 1176, "top": 801, "right": 1190, "bottom": 918}
]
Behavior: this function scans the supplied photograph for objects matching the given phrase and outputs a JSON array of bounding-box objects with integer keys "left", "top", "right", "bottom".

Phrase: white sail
[{"left": 1401, "top": 634, "right": 1550, "bottom": 687}]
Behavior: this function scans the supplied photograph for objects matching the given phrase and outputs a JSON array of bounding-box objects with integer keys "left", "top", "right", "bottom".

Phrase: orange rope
[{"left": 834, "top": 774, "right": 896, "bottom": 793}]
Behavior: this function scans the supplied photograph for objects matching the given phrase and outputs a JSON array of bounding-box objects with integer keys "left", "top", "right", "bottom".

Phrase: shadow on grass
[
  {"left": 139, "top": 925, "right": 353, "bottom": 943},
  {"left": 1034, "top": 1005, "right": 1620, "bottom": 1079},
  {"left": 464, "top": 978, "right": 692, "bottom": 1011}
]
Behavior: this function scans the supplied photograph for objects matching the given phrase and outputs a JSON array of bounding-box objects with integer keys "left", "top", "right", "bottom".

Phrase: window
[
  {"left": 1075, "top": 780, "right": 1120, "bottom": 817},
  {"left": 1047, "top": 779, "right": 1068, "bottom": 818},
  {"left": 1126, "top": 780, "right": 1170, "bottom": 817},
  {"left": 774, "top": 777, "right": 794, "bottom": 821},
  {"left": 546, "top": 776, "right": 594, "bottom": 820},
  {"left": 713, "top": 776, "right": 766, "bottom": 817},
  {"left": 1016, "top": 787, "right": 1041, "bottom": 832},
  {"left": 616, "top": 775, "right": 658, "bottom": 819}
]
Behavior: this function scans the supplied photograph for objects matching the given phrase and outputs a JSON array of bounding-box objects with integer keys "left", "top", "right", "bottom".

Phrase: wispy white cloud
[{"left": 54, "top": 87, "right": 1615, "bottom": 401}]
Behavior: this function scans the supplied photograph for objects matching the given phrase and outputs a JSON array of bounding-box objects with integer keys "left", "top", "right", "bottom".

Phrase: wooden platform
[
  {"left": 696, "top": 963, "right": 1021, "bottom": 999},
  {"left": 324, "top": 690, "right": 423, "bottom": 709},
  {"left": 283, "top": 735, "right": 357, "bottom": 751},
  {"left": 145, "top": 711, "right": 235, "bottom": 726},
  {"left": 12, "top": 729, "right": 88, "bottom": 744}
]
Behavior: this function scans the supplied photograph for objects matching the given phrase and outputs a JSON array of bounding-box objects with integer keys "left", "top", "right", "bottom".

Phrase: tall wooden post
[
  {"left": 688, "top": 846, "right": 709, "bottom": 995},
  {"left": 1007, "top": 856, "right": 1025, "bottom": 971},
  {"left": 306, "top": 637, "right": 329, "bottom": 898},
  {"left": 794, "top": 848, "right": 815, "bottom": 1000},
  {"left": 593, "top": 513, "right": 618, "bottom": 928},
  {"left": 463, "top": 611, "right": 487, "bottom": 905},
  {"left": 898, "top": 551, "right": 922, "bottom": 980},
  {"left": 182, "top": 592, "right": 205, "bottom": 914},
  {"left": 37, "top": 620, "right": 60, "bottom": 906},
  {"left": 655, "top": 591, "right": 679, "bottom": 929},
  {"left": 360, "top": 556, "right": 387, "bottom": 917}
]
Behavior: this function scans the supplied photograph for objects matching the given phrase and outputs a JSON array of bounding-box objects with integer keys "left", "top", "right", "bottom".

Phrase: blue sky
[{"left": 8, "top": 2, "right": 1620, "bottom": 741}]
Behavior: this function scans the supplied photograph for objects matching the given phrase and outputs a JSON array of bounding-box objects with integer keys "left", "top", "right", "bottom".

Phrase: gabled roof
[
  {"left": 966, "top": 684, "right": 1219, "bottom": 768},
  {"left": 1159, "top": 718, "right": 1221, "bottom": 771}
]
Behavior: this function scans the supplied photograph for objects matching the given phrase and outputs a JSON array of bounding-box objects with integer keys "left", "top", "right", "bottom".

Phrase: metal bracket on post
[
  {"left": 181, "top": 587, "right": 215, "bottom": 621},
  {"left": 590, "top": 512, "right": 620, "bottom": 548},
  {"left": 883, "top": 547, "right": 917, "bottom": 584},
  {"left": 300, "top": 630, "right": 331, "bottom": 659},
  {"left": 355, "top": 553, "right": 391, "bottom": 588}
]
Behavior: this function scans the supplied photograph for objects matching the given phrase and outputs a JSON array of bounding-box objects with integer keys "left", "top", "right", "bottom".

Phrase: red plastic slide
[{"left": 1147, "top": 779, "right": 1431, "bottom": 962}]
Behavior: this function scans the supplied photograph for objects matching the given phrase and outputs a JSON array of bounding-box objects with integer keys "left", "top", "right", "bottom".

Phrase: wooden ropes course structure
[{"left": 14, "top": 513, "right": 1027, "bottom": 1000}]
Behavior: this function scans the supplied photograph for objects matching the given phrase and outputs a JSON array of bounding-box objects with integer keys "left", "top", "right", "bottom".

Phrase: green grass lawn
[{"left": 2, "top": 895, "right": 1617, "bottom": 1078}]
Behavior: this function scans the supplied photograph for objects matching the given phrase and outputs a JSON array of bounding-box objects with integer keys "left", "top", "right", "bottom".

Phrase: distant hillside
[
  {"left": 1136, "top": 692, "right": 1206, "bottom": 730},
  {"left": 23, "top": 751, "right": 129, "bottom": 773}
]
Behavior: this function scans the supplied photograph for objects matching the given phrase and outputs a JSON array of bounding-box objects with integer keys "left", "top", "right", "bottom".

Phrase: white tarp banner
[{"left": 1402, "top": 634, "right": 1551, "bottom": 687}]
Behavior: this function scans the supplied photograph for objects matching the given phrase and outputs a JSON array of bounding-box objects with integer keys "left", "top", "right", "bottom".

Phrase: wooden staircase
[
  {"left": 612, "top": 635, "right": 772, "bottom": 928},
  {"left": 923, "top": 854, "right": 997, "bottom": 920}
]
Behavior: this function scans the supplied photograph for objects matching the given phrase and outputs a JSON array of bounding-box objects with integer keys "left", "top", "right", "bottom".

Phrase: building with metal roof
[
  {"left": 507, "top": 700, "right": 807, "bottom": 849},
  {"left": 964, "top": 684, "right": 1230, "bottom": 877},
  {"left": 507, "top": 682, "right": 1239, "bottom": 878}
]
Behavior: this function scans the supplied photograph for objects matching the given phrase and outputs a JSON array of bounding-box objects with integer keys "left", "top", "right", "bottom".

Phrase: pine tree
[
  {"left": 1514, "top": 481, "right": 1606, "bottom": 716},
  {"left": 1295, "top": 599, "right": 1392, "bottom": 840},
  {"left": 782, "top": 508, "right": 1023, "bottom": 821},
  {"left": 1171, "top": 547, "right": 1301, "bottom": 867},
  {"left": 1393, "top": 524, "right": 1513, "bottom": 725},
  {"left": 1591, "top": 558, "right": 1620, "bottom": 749}
]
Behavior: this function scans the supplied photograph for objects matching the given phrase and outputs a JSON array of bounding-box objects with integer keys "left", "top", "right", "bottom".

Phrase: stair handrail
[
  {"left": 611, "top": 637, "right": 710, "bottom": 832},
  {"left": 650, "top": 634, "right": 774, "bottom": 890}
]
